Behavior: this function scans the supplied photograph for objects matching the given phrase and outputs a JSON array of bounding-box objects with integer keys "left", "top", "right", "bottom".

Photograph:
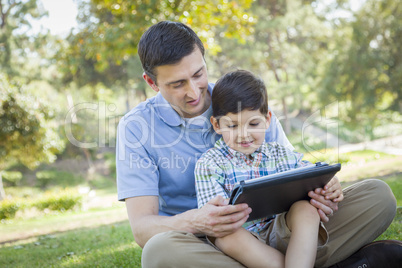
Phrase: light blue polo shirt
[{"left": 116, "top": 83, "right": 293, "bottom": 216}]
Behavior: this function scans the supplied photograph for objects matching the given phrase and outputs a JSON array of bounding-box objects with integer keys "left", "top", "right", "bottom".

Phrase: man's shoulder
[{"left": 123, "top": 96, "right": 157, "bottom": 118}]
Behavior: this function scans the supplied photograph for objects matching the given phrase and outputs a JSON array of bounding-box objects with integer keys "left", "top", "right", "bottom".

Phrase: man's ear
[
  {"left": 143, "top": 72, "right": 159, "bottom": 92},
  {"left": 265, "top": 110, "right": 272, "bottom": 129},
  {"left": 210, "top": 116, "right": 222, "bottom": 134}
]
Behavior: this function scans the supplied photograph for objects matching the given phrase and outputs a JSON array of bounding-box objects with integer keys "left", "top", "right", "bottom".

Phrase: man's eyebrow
[
  {"left": 193, "top": 66, "right": 204, "bottom": 75},
  {"left": 165, "top": 66, "right": 204, "bottom": 86},
  {"left": 166, "top": 79, "right": 184, "bottom": 86}
]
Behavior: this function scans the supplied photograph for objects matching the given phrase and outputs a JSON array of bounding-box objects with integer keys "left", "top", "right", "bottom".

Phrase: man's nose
[{"left": 186, "top": 80, "right": 199, "bottom": 99}]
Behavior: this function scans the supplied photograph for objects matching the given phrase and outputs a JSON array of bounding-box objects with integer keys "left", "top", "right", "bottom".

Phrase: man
[{"left": 116, "top": 21, "right": 399, "bottom": 267}]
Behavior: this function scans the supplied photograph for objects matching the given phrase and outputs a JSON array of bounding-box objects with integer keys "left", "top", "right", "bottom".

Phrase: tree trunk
[
  {"left": 125, "top": 87, "right": 130, "bottom": 112},
  {"left": 0, "top": 171, "right": 5, "bottom": 201},
  {"left": 83, "top": 148, "right": 95, "bottom": 180},
  {"left": 281, "top": 97, "right": 291, "bottom": 134}
]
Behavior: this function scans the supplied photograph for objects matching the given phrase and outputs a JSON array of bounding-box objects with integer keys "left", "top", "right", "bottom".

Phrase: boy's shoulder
[
  {"left": 197, "top": 139, "right": 230, "bottom": 164},
  {"left": 265, "top": 141, "right": 294, "bottom": 152},
  {"left": 263, "top": 141, "right": 302, "bottom": 158}
]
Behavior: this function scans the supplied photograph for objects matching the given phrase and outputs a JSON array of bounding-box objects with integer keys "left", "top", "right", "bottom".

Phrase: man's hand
[
  {"left": 192, "top": 195, "right": 252, "bottom": 238},
  {"left": 308, "top": 176, "right": 344, "bottom": 222}
]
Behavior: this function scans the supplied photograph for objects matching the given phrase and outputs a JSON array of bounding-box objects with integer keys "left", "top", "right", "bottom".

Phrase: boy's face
[
  {"left": 211, "top": 109, "right": 271, "bottom": 157},
  {"left": 142, "top": 47, "right": 211, "bottom": 118}
]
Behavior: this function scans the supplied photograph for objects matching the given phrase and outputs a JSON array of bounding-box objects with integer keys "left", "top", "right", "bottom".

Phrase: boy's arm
[
  {"left": 195, "top": 156, "right": 230, "bottom": 208},
  {"left": 279, "top": 144, "right": 344, "bottom": 222},
  {"left": 126, "top": 195, "right": 251, "bottom": 248}
]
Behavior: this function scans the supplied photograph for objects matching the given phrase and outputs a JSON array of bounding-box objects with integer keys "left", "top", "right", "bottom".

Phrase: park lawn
[
  {"left": 0, "top": 221, "right": 142, "bottom": 268},
  {"left": 0, "top": 150, "right": 401, "bottom": 267},
  {"left": 1, "top": 175, "right": 400, "bottom": 268},
  {"left": 0, "top": 205, "right": 128, "bottom": 243}
]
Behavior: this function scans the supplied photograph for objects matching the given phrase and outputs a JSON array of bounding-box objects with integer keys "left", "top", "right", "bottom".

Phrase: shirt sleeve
[
  {"left": 116, "top": 114, "right": 159, "bottom": 201},
  {"left": 194, "top": 153, "right": 229, "bottom": 209},
  {"left": 271, "top": 142, "right": 312, "bottom": 172},
  {"left": 266, "top": 109, "right": 295, "bottom": 151}
]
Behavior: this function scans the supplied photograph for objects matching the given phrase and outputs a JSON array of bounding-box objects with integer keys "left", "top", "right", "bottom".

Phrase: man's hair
[
  {"left": 138, "top": 21, "right": 205, "bottom": 84},
  {"left": 212, "top": 70, "right": 269, "bottom": 119}
]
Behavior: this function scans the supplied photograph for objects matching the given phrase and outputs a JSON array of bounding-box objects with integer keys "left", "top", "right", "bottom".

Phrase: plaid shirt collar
[{"left": 215, "top": 138, "right": 272, "bottom": 160}]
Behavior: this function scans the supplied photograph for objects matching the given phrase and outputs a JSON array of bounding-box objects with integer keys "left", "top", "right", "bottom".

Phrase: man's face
[
  {"left": 143, "top": 47, "right": 210, "bottom": 118},
  {"left": 211, "top": 109, "right": 271, "bottom": 156}
]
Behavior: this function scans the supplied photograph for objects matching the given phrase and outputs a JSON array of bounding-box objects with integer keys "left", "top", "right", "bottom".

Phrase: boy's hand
[
  {"left": 192, "top": 195, "right": 251, "bottom": 238},
  {"left": 308, "top": 176, "right": 344, "bottom": 222},
  {"left": 320, "top": 176, "right": 344, "bottom": 202}
]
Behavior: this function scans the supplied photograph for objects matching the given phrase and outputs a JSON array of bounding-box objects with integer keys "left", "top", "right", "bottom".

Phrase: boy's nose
[{"left": 239, "top": 126, "right": 248, "bottom": 138}]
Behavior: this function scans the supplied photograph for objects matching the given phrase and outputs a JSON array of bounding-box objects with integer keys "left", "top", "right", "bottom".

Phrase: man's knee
[
  {"left": 345, "top": 179, "right": 397, "bottom": 225},
  {"left": 363, "top": 179, "right": 396, "bottom": 210},
  {"left": 142, "top": 231, "right": 180, "bottom": 267}
]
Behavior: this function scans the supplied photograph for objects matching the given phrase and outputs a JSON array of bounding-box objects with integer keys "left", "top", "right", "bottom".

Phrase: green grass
[
  {"left": 376, "top": 175, "right": 402, "bottom": 241},
  {"left": 377, "top": 208, "right": 401, "bottom": 241},
  {"left": 1, "top": 177, "right": 400, "bottom": 267},
  {"left": 0, "top": 222, "right": 142, "bottom": 268},
  {"left": 0, "top": 205, "right": 127, "bottom": 243},
  {"left": 0, "top": 150, "right": 400, "bottom": 267}
]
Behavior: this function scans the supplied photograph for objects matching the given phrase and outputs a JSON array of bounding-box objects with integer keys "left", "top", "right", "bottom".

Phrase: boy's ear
[
  {"left": 143, "top": 72, "right": 159, "bottom": 93},
  {"left": 265, "top": 110, "right": 272, "bottom": 129},
  {"left": 210, "top": 116, "right": 222, "bottom": 134}
]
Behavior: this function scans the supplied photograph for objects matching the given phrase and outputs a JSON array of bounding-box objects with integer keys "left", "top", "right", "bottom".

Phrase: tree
[
  {"left": 319, "top": 0, "right": 402, "bottom": 137},
  {"left": 208, "top": 0, "right": 334, "bottom": 133},
  {"left": 0, "top": 0, "right": 46, "bottom": 78},
  {"left": 0, "top": 74, "right": 64, "bottom": 200},
  {"left": 57, "top": 0, "right": 256, "bottom": 108}
]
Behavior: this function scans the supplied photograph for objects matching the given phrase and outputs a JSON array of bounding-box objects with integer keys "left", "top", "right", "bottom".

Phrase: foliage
[
  {"left": 319, "top": 0, "right": 402, "bottom": 135},
  {"left": 35, "top": 170, "right": 85, "bottom": 189},
  {"left": 1, "top": 171, "right": 22, "bottom": 186},
  {"left": 0, "top": 188, "right": 82, "bottom": 220},
  {"left": 56, "top": 0, "right": 255, "bottom": 101},
  {"left": 0, "top": 198, "right": 23, "bottom": 220},
  {"left": 205, "top": 0, "right": 338, "bottom": 134},
  {"left": 0, "top": 74, "right": 65, "bottom": 171},
  {"left": 0, "top": 0, "right": 46, "bottom": 77},
  {"left": 33, "top": 188, "right": 82, "bottom": 212}
]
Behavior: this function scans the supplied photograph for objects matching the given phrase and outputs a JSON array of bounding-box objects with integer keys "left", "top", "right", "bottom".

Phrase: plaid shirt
[{"left": 195, "top": 138, "right": 309, "bottom": 233}]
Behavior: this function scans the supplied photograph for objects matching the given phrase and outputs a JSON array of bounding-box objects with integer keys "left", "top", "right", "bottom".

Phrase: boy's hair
[
  {"left": 138, "top": 21, "right": 205, "bottom": 84},
  {"left": 212, "top": 70, "right": 269, "bottom": 119}
]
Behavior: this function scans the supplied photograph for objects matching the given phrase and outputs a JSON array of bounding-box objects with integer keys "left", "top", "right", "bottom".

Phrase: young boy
[{"left": 195, "top": 70, "right": 328, "bottom": 268}]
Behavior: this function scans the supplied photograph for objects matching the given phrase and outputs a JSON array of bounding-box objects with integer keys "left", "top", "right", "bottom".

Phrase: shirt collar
[
  {"left": 154, "top": 83, "right": 214, "bottom": 127},
  {"left": 215, "top": 138, "right": 272, "bottom": 159}
]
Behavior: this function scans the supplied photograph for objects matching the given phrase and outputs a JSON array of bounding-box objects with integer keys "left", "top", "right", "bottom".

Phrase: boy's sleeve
[
  {"left": 195, "top": 154, "right": 229, "bottom": 209},
  {"left": 273, "top": 142, "right": 312, "bottom": 172}
]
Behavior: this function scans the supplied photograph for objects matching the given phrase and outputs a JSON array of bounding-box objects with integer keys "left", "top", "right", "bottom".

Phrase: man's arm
[{"left": 126, "top": 195, "right": 251, "bottom": 248}]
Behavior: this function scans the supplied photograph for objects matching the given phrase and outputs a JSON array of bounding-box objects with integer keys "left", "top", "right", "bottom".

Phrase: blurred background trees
[{"left": 0, "top": 0, "right": 401, "bottom": 182}]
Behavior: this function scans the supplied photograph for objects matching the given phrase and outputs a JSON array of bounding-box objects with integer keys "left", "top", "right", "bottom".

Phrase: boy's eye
[
  {"left": 227, "top": 125, "right": 237, "bottom": 128},
  {"left": 249, "top": 121, "right": 260, "bottom": 127}
]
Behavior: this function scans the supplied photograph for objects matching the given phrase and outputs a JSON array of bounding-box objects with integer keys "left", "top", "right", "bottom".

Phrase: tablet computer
[{"left": 228, "top": 162, "right": 341, "bottom": 221}]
